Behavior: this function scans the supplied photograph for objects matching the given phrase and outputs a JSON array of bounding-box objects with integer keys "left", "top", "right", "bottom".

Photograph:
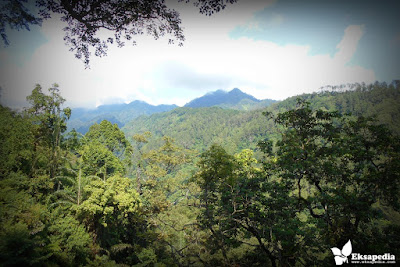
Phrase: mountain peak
[
  {"left": 184, "top": 88, "right": 260, "bottom": 108},
  {"left": 229, "top": 88, "right": 243, "bottom": 94}
]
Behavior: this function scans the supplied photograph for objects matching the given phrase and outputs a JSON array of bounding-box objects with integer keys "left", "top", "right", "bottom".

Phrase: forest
[{"left": 0, "top": 81, "right": 400, "bottom": 266}]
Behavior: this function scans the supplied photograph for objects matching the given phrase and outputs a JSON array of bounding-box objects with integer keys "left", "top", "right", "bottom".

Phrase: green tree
[
  {"left": 194, "top": 100, "right": 400, "bottom": 266},
  {"left": 194, "top": 145, "right": 298, "bottom": 266},
  {"left": 144, "top": 136, "right": 188, "bottom": 180},
  {"left": 25, "top": 83, "right": 71, "bottom": 178},
  {"left": 74, "top": 174, "right": 147, "bottom": 264},
  {"left": 194, "top": 144, "right": 237, "bottom": 265},
  {"left": 0, "top": 174, "right": 52, "bottom": 266},
  {"left": 261, "top": 99, "right": 400, "bottom": 264},
  {"left": 86, "top": 120, "right": 130, "bottom": 156},
  {"left": 47, "top": 212, "right": 92, "bottom": 266},
  {"left": 132, "top": 131, "right": 152, "bottom": 193},
  {"left": 0, "top": 105, "right": 34, "bottom": 178},
  {"left": 80, "top": 140, "right": 124, "bottom": 180},
  {"left": 82, "top": 120, "right": 130, "bottom": 179}
]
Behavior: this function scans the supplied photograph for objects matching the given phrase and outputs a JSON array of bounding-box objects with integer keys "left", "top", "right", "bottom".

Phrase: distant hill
[
  {"left": 67, "top": 88, "right": 276, "bottom": 133},
  {"left": 122, "top": 82, "right": 400, "bottom": 154},
  {"left": 122, "top": 106, "right": 274, "bottom": 154},
  {"left": 68, "top": 100, "right": 177, "bottom": 134},
  {"left": 184, "top": 88, "right": 276, "bottom": 110}
]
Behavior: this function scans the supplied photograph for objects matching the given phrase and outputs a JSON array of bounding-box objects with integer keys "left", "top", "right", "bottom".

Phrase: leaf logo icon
[{"left": 331, "top": 240, "right": 352, "bottom": 265}]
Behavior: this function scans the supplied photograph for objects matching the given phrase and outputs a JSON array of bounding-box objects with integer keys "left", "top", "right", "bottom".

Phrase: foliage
[
  {"left": 1, "top": 0, "right": 237, "bottom": 66},
  {"left": 260, "top": 99, "right": 400, "bottom": 265},
  {"left": 0, "top": 0, "right": 42, "bottom": 45},
  {"left": 123, "top": 106, "right": 275, "bottom": 154},
  {"left": 80, "top": 120, "right": 131, "bottom": 179},
  {"left": 25, "top": 83, "right": 71, "bottom": 178},
  {"left": 0, "top": 82, "right": 399, "bottom": 266},
  {"left": 85, "top": 120, "right": 130, "bottom": 155},
  {"left": 74, "top": 175, "right": 144, "bottom": 249},
  {"left": 123, "top": 82, "right": 400, "bottom": 158},
  {"left": 275, "top": 81, "right": 400, "bottom": 134},
  {"left": 192, "top": 98, "right": 400, "bottom": 266},
  {"left": 0, "top": 106, "right": 34, "bottom": 178}
]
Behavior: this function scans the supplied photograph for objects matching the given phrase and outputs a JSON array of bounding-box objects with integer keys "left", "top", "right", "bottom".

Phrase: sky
[{"left": 0, "top": 0, "right": 399, "bottom": 108}]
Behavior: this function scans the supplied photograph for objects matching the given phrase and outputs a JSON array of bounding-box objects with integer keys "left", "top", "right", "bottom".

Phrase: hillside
[
  {"left": 68, "top": 88, "right": 276, "bottom": 133},
  {"left": 68, "top": 100, "right": 177, "bottom": 133},
  {"left": 274, "top": 81, "right": 400, "bottom": 134},
  {"left": 123, "top": 106, "right": 274, "bottom": 154},
  {"left": 123, "top": 82, "right": 400, "bottom": 153},
  {"left": 184, "top": 88, "right": 277, "bottom": 110}
]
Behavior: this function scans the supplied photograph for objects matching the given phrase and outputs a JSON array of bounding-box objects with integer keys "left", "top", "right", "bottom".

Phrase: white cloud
[
  {"left": 335, "top": 25, "right": 365, "bottom": 64},
  {"left": 0, "top": 2, "right": 375, "bottom": 108}
]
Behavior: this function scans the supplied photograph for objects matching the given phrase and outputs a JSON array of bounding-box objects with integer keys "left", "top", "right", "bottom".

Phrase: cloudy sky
[{"left": 0, "top": 0, "right": 399, "bottom": 108}]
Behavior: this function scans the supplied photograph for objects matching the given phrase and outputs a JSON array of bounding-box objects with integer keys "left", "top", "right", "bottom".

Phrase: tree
[
  {"left": 1, "top": 0, "right": 237, "bottom": 66},
  {"left": 132, "top": 131, "right": 152, "bottom": 193},
  {"left": 74, "top": 174, "right": 147, "bottom": 265},
  {"left": 194, "top": 100, "right": 400, "bottom": 266},
  {"left": 25, "top": 84, "right": 71, "bottom": 178},
  {"left": 0, "top": 105, "right": 35, "bottom": 178},
  {"left": 194, "top": 144, "right": 237, "bottom": 265},
  {"left": 261, "top": 99, "right": 400, "bottom": 264},
  {"left": 0, "top": 173, "right": 53, "bottom": 265},
  {"left": 81, "top": 120, "right": 130, "bottom": 179},
  {"left": 85, "top": 120, "right": 130, "bottom": 156},
  {"left": 194, "top": 145, "right": 299, "bottom": 266},
  {"left": 135, "top": 136, "right": 190, "bottom": 215}
]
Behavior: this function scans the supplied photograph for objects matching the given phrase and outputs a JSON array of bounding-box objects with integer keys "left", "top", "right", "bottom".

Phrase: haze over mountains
[
  {"left": 67, "top": 88, "right": 277, "bottom": 133},
  {"left": 68, "top": 100, "right": 178, "bottom": 134}
]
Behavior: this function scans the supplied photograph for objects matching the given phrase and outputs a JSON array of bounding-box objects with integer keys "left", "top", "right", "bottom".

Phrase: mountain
[
  {"left": 122, "top": 82, "right": 400, "bottom": 153},
  {"left": 184, "top": 88, "right": 276, "bottom": 110},
  {"left": 68, "top": 100, "right": 177, "bottom": 134},
  {"left": 68, "top": 88, "right": 276, "bottom": 133}
]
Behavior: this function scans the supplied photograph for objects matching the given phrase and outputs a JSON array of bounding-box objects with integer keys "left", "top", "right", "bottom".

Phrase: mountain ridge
[
  {"left": 68, "top": 88, "right": 278, "bottom": 133},
  {"left": 184, "top": 88, "right": 267, "bottom": 108},
  {"left": 122, "top": 82, "right": 400, "bottom": 153},
  {"left": 68, "top": 100, "right": 178, "bottom": 134}
]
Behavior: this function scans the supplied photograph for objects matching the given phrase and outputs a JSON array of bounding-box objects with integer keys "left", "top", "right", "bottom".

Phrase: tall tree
[
  {"left": 25, "top": 83, "right": 71, "bottom": 178},
  {"left": 132, "top": 131, "right": 152, "bottom": 193}
]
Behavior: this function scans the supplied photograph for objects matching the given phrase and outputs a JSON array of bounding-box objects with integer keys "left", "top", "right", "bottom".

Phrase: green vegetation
[
  {"left": 123, "top": 81, "right": 400, "bottom": 155},
  {"left": 0, "top": 82, "right": 399, "bottom": 266},
  {"left": 123, "top": 107, "right": 276, "bottom": 154},
  {"left": 68, "top": 101, "right": 178, "bottom": 134},
  {"left": 184, "top": 88, "right": 276, "bottom": 110}
]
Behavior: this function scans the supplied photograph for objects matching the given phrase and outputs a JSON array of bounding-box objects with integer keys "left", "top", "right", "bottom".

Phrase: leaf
[
  {"left": 331, "top": 247, "right": 342, "bottom": 256},
  {"left": 341, "top": 240, "right": 352, "bottom": 256}
]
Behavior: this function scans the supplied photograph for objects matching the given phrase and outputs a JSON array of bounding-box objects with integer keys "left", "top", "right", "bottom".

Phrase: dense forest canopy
[{"left": 0, "top": 82, "right": 399, "bottom": 266}]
